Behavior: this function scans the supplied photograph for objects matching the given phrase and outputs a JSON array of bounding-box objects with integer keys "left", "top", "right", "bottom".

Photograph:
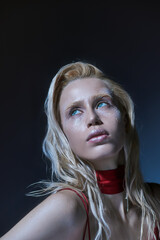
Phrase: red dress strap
[
  {"left": 58, "top": 188, "right": 91, "bottom": 240},
  {"left": 154, "top": 225, "right": 159, "bottom": 240}
]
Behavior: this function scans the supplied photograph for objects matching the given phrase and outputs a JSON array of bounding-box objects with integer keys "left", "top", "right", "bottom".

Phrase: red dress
[
  {"left": 58, "top": 188, "right": 91, "bottom": 240},
  {"left": 59, "top": 188, "right": 159, "bottom": 240}
]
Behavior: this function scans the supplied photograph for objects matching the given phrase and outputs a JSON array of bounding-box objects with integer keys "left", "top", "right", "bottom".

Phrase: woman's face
[{"left": 59, "top": 77, "right": 126, "bottom": 169}]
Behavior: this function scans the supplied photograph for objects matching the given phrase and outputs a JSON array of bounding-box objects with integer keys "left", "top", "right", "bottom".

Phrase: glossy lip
[{"left": 86, "top": 129, "right": 109, "bottom": 142}]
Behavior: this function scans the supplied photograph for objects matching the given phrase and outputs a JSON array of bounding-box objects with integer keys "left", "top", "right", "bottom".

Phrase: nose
[{"left": 87, "top": 109, "right": 103, "bottom": 128}]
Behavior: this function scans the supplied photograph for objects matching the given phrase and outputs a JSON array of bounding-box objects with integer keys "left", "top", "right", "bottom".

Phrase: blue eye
[
  {"left": 97, "top": 102, "right": 108, "bottom": 108},
  {"left": 71, "top": 109, "right": 81, "bottom": 116}
]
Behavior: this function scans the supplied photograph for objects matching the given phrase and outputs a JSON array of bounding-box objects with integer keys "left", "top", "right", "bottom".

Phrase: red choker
[{"left": 95, "top": 165, "right": 125, "bottom": 194}]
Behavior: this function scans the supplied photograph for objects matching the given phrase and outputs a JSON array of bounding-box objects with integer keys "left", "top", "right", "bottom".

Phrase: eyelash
[
  {"left": 69, "top": 108, "right": 81, "bottom": 116},
  {"left": 69, "top": 99, "right": 111, "bottom": 117},
  {"left": 96, "top": 100, "right": 110, "bottom": 108}
]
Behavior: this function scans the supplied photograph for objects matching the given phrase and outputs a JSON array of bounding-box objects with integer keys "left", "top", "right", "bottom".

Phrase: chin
[{"left": 80, "top": 146, "right": 124, "bottom": 163}]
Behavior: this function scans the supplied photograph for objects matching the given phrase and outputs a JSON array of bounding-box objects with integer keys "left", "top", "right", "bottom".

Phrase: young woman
[{"left": 1, "top": 62, "right": 160, "bottom": 240}]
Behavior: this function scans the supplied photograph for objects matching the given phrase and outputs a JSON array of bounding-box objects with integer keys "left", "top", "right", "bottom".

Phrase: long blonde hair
[{"left": 30, "top": 62, "right": 160, "bottom": 240}]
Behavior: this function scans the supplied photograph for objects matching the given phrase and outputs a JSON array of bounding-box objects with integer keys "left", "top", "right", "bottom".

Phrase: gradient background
[{"left": 1, "top": 2, "right": 160, "bottom": 236}]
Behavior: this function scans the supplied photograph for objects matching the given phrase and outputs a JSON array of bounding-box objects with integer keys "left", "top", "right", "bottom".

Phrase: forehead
[{"left": 59, "top": 77, "right": 111, "bottom": 108}]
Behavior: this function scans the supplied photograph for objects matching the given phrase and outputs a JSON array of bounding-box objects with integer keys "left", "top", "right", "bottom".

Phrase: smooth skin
[
  {"left": 59, "top": 77, "right": 160, "bottom": 239},
  {"left": 1, "top": 77, "right": 160, "bottom": 240},
  {"left": 1, "top": 190, "right": 87, "bottom": 240},
  {"left": 59, "top": 77, "right": 126, "bottom": 170}
]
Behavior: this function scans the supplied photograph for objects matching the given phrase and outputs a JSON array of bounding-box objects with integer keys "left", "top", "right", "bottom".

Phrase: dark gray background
[{"left": 1, "top": 2, "right": 160, "bottom": 236}]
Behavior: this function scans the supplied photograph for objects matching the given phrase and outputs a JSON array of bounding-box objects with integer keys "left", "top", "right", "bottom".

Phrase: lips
[{"left": 86, "top": 129, "right": 109, "bottom": 142}]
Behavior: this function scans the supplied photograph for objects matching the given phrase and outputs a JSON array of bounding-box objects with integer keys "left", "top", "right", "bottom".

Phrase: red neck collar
[{"left": 95, "top": 165, "right": 125, "bottom": 194}]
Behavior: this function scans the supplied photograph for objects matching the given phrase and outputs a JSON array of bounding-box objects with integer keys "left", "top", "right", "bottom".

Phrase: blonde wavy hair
[{"left": 30, "top": 62, "right": 160, "bottom": 240}]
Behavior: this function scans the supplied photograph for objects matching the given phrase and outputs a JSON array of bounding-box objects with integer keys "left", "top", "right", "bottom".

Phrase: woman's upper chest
[{"left": 87, "top": 208, "right": 152, "bottom": 240}]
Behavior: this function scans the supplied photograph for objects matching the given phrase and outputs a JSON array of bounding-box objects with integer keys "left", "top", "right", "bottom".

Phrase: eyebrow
[{"left": 65, "top": 94, "right": 112, "bottom": 112}]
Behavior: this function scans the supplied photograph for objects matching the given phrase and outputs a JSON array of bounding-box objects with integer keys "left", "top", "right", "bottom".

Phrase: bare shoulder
[
  {"left": 1, "top": 189, "right": 87, "bottom": 240},
  {"left": 45, "top": 188, "right": 87, "bottom": 222}
]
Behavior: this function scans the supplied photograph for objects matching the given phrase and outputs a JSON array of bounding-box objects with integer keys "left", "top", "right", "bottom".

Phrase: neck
[
  {"left": 93, "top": 149, "right": 125, "bottom": 171},
  {"left": 95, "top": 164, "right": 129, "bottom": 219},
  {"left": 96, "top": 165, "right": 125, "bottom": 194}
]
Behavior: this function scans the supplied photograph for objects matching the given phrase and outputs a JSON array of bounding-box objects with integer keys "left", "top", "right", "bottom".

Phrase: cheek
[
  {"left": 101, "top": 107, "right": 122, "bottom": 126},
  {"left": 114, "top": 119, "right": 126, "bottom": 145},
  {"left": 114, "top": 116, "right": 126, "bottom": 137},
  {"left": 102, "top": 108, "right": 125, "bottom": 139},
  {"left": 62, "top": 114, "right": 86, "bottom": 137},
  {"left": 112, "top": 107, "right": 122, "bottom": 121},
  {"left": 62, "top": 121, "right": 87, "bottom": 157},
  {"left": 62, "top": 121, "right": 83, "bottom": 146},
  {"left": 63, "top": 129, "right": 83, "bottom": 156}
]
